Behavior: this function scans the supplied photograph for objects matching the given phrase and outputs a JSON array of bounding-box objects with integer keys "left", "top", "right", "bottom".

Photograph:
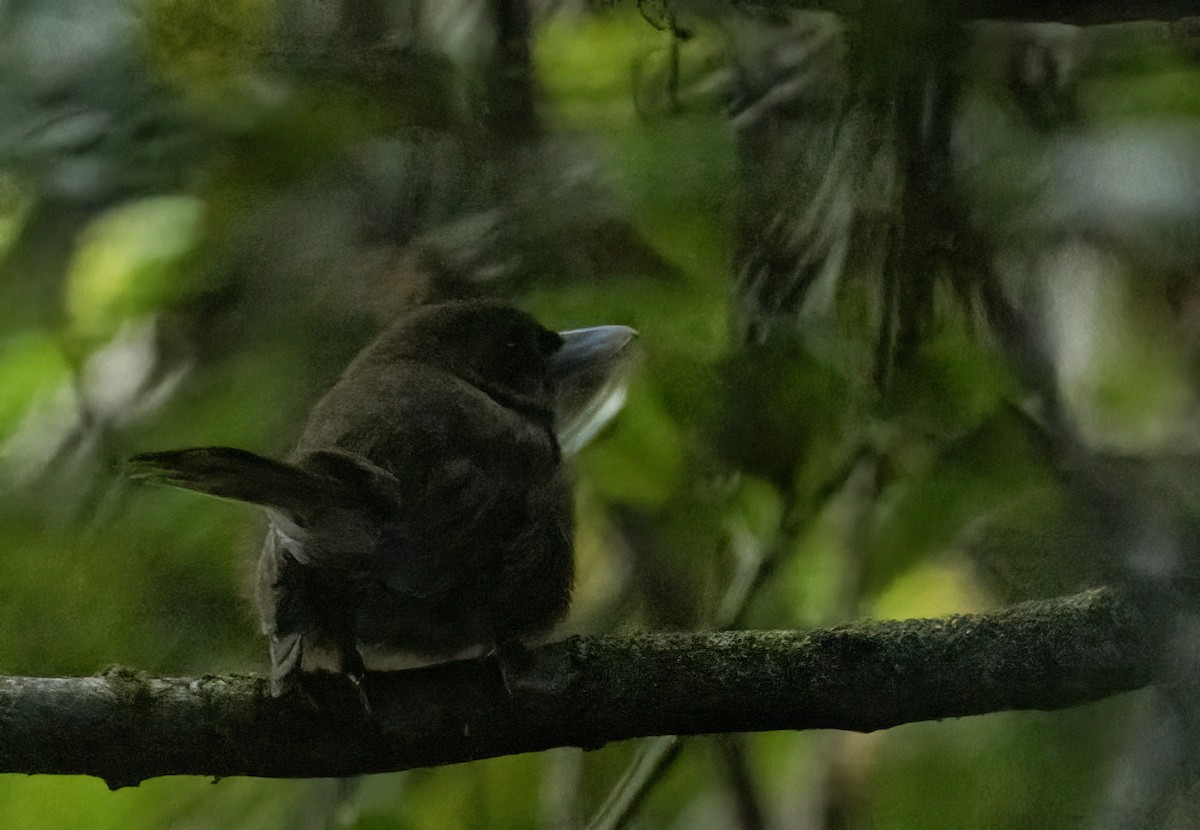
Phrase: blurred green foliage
[
  {"left": 66, "top": 195, "right": 206, "bottom": 340},
  {"left": 2, "top": 1, "right": 1199, "bottom": 828}
]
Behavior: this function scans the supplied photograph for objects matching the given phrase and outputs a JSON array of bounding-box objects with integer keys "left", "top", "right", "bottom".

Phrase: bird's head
[{"left": 368, "top": 300, "right": 637, "bottom": 454}]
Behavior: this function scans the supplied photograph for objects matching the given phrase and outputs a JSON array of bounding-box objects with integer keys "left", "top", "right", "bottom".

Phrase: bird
[{"left": 127, "top": 299, "right": 636, "bottom": 701}]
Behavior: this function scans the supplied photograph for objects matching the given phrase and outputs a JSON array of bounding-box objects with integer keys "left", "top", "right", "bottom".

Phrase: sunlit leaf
[{"left": 65, "top": 195, "right": 204, "bottom": 341}]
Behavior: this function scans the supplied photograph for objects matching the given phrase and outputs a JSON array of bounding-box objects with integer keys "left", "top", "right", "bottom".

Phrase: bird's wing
[
  {"left": 318, "top": 371, "right": 565, "bottom": 601},
  {"left": 289, "top": 364, "right": 568, "bottom": 601}
]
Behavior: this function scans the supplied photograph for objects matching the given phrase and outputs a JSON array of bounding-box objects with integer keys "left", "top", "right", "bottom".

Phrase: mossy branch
[{"left": 0, "top": 587, "right": 1162, "bottom": 790}]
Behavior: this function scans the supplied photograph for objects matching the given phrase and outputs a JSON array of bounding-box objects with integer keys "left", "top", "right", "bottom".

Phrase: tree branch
[
  {"left": 958, "top": 1, "right": 1198, "bottom": 25},
  {"left": 0, "top": 587, "right": 1162, "bottom": 789},
  {"left": 725, "top": 1, "right": 1200, "bottom": 26}
]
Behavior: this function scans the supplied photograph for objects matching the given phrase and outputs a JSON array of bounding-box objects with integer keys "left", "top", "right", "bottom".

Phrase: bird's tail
[{"left": 126, "top": 447, "right": 331, "bottom": 515}]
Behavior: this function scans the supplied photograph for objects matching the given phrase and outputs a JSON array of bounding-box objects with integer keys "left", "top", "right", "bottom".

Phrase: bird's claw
[{"left": 347, "top": 671, "right": 373, "bottom": 715}]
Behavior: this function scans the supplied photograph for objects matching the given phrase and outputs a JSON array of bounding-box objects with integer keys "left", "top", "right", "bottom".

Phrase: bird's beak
[{"left": 550, "top": 325, "right": 638, "bottom": 456}]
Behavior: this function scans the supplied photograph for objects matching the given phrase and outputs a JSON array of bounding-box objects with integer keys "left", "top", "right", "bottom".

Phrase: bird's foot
[
  {"left": 493, "top": 640, "right": 531, "bottom": 696},
  {"left": 346, "top": 671, "right": 373, "bottom": 716}
]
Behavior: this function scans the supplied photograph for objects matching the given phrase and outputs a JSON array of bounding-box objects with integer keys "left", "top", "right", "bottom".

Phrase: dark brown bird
[{"left": 128, "top": 300, "right": 635, "bottom": 698}]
